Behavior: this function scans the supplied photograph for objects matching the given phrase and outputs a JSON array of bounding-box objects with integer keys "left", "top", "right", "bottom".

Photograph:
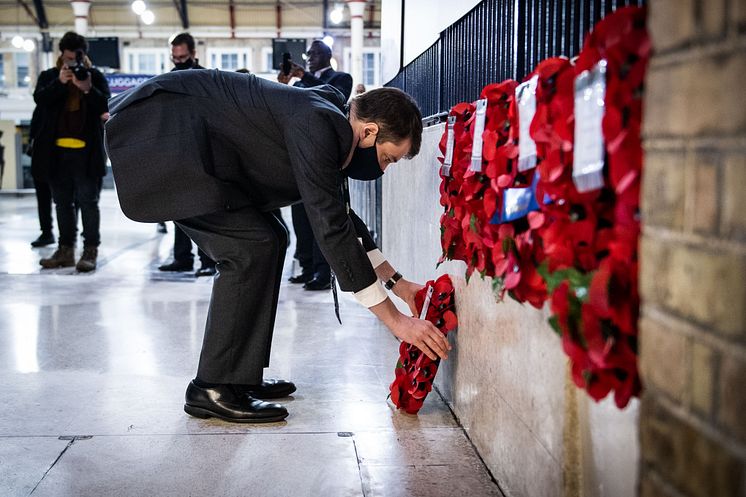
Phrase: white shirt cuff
[
  {"left": 367, "top": 248, "right": 386, "bottom": 269},
  {"left": 353, "top": 281, "right": 388, "bottom": 308}
]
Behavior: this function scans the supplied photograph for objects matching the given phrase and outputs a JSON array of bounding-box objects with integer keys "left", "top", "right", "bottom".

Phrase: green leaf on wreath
[
  {"left": 548, "top": 315, "right": 562, "bottom": 336},
  {"left": 469, "top": 213, "right": 478, "bottom": 233}
]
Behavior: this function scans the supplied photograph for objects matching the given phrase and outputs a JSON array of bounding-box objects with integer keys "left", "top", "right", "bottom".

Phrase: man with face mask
[
  {"left": 33, "top": 31, "right": 110, "bottom": 272},
  {"left": 105, "top": 70, "right": 450, "bottom": 423},
  {"left": 278, "top": 40, "right": 353, "bottom": 291},
  {"left": 156, "top": 32, "right": 218, "bottom": 278}
]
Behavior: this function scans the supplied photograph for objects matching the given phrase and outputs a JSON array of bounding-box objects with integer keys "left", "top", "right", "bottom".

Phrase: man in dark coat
[
  {"left": 105, "top": 70, "right": 450, "bottom": 423},
  {"left": 156, "top": 32, "right": 217, "bottom": 278},
  {"left": 34, "top": 31, "right": 110, "bottom": 272},
  {"left": 278, "top": 40, "right": 353, "bottom": 291},
  {"left": 28, "top": 106, "right": 57, "bottom": 247}
]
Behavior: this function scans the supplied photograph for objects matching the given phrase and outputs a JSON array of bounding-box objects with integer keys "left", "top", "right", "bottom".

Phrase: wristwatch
[{"left": 385, "top": 271, "right": 402, "bottom": 290}]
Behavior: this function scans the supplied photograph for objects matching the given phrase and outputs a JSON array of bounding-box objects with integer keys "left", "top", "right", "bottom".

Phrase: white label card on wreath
[
  {"left": 469, "top": 98, "right": 488, "bottom": 172},
  {"left": 517, "top": 75, "right": 539, "bottom": 172},
  {"left": 419, "top": 286, "right": 434, "bottom": 320},
  {"left": 440, "top": 115, "right": 457, "bottom": 177},
  {"left": 573, "top": 59, "right": 607, "bottom": 193}
]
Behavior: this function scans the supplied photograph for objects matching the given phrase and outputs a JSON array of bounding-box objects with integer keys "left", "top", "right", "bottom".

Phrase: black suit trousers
[
  {"left": 173, "top": 224, "right": 215, "bottom": 268},
  {"left": 291, "top": 202, "right": 330, "bottom": 280},
  {"left": 32, "top": 175, "right": 54, "bottom": 233},
  {"left": 176, "top": 206, "right": 288, "bottom": 384}
]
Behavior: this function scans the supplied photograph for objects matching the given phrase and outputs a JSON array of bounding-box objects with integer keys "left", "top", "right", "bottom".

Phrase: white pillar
[
  {"left": 69, "top": 1, "right": 91, "bottom": 36},
  {"left": 346, "top": 0, "right": 366, "bottom": 87}
]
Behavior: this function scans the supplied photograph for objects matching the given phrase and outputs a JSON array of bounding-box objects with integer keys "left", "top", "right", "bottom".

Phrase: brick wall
[{"left": 639, "top": 1, "right": 746, "bottom": 496}]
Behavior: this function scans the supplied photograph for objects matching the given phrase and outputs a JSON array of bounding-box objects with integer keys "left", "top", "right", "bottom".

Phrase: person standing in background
[
  {"left": 278, "top": 40, "right": 352, "bottom": 291},
  {"left": 28, "top": 106, "right": 57, "bottom": 247},
  {"left": 34, "top": 31, "right": 109, "bottom": 272},
  {"left": 156, "top": 32, "right": 217, "bottom": 278}
]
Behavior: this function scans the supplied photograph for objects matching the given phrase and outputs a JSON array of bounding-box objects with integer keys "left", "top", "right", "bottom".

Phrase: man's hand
[
  {"left": 390, "top": 314, "right": 450, "bottom": 361},
  {"left": 393, "top": 279, "right": 423, "bottom": 316},
  {"left": 370, "top": 298, "right": 451, "bottom": 361},
  {"left": 288, "top": 61, "right": 305, "bottom": 79},
  {"left": 277, "top": 61, "right": 305, "bottom": 85},
  {"left": 72, "top": 73, "right": 92, "bottom": 93},
  {"left": 59, "top": 66, "right": 73, "bottom": 84}
]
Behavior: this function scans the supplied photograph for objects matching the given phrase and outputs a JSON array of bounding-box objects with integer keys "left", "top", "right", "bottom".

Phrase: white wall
[{"left": 380, "top": 0, "right": 482, "bottom": 83}]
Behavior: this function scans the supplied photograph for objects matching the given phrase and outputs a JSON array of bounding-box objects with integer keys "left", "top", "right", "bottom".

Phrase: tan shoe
[
  {"left": 76, "top": 246, "right": 98, "bottom": 272},
  {"left": 40, "top": 245, "right": 75, "bottom": 268}
]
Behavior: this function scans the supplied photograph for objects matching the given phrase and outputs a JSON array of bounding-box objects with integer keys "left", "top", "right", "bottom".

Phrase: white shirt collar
[{"left": 314, "top": 66, "right": 332, "bottom": 78}]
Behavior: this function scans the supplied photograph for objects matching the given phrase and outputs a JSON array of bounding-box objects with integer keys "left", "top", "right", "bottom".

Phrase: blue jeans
[{"left": 49, "top": 147, "right": 102, "bottom": 248}]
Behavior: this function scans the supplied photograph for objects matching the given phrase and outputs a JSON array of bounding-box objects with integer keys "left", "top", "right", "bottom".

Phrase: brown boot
[
  {"left": 76, "top": 246, "right": 98, "bottom": 272},
  {"left": 40, "top": 245, "right": 75, "bottom": 269}
]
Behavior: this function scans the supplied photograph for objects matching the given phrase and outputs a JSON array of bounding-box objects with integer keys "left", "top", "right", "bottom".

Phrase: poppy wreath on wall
[
  {"left": 434, "top": 6, "right": 649, "bottom": 408},
  {"left": 389, "top": 275, "right": 457, "bottom": 414}
]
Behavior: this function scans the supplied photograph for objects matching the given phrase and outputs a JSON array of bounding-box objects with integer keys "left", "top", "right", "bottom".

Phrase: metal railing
[{"left": 390, "top": 0, "right": 646, "bottom": 119}]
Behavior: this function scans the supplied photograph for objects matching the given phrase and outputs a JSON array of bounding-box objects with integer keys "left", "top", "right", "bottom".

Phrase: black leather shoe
[
  {"left": 195, "top": 266, "right": 217, "bottom": 277},
  {"left": 304, "top": 277, "right": 331, "bottom": 291},
  {"left": 158, "top": 260, "right": 193, "bottom": 272},
  {"left": 235, "top": 379, "right": 297, "bottom": 400},
  {"left": 184, "top": 381, "right": 288, "bottom": 423},
  {"left": 31, "top": 232, "right": 55, "bottom": 247},
  {"left": 288, "top": 272, "right": 314, "bottom": 284}
]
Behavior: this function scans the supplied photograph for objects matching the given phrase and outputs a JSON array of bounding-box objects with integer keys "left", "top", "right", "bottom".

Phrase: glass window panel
[
  {"left": 363, "top": 53, "right": 376, "bottom": 86},
  {"left": 138, "top": 53, "right": 157, "bottom": 74},
  {"left": 15, "top": 52, "right": 29, "bottom": 88},
  {"left": 220, "top": 53, "right": 239, "bottom": 70}
]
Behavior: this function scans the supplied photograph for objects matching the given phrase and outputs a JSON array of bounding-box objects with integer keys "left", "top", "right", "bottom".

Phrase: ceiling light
[
  {"left": 329, "top": 6, "right": 343, "bottom": 25},
  {"left": 11, "top": 35, "right": 24, "bottom": 48},
  {"left": 22, "top": 39, "right": 35, "bottom": 52},
  {"left": 141, "top": 9, "right": 155, "bottom": 25},
  {"left": 322, "top": 35, "right": 334, "bottom": 48},
  {"left": 131, "top": 0, "right": 146, "bottom": 16}
]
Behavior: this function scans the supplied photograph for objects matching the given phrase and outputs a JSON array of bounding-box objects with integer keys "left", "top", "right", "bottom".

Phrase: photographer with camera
[{"left": 33, "top": 31, "right": 110, "bottom": 272}]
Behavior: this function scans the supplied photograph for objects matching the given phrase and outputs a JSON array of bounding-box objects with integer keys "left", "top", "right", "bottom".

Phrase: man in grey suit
[{"left": 105, "top": 69, "right": 450, "bottom": 423}]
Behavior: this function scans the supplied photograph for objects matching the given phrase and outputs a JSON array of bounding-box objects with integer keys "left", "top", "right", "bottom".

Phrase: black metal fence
[
  {"left": 357, "top": 0, "right": 646, "bottom": 248},
  {"left": 389, "top": 0, "right": 646, "bottom": 118}
]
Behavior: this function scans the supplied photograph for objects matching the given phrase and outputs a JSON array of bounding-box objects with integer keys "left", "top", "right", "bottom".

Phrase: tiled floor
[{"left": 0, "top": 191, "right": 502, "bottom": 497}]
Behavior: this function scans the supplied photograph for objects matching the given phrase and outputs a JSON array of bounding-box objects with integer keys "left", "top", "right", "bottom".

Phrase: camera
[
  {"left": 282, "top": 52, "right": 292, "bottom": 76},
  {"left": 67, "top": 49, "right": 89, "bottom": 81}
]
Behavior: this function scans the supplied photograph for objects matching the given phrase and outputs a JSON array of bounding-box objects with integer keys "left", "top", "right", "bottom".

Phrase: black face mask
[
  {"left": 345, "top": 140, "right": 383, "bottom": 181},
  {"left": 173, "top": 59, "right": 194, "bottom": 71}
]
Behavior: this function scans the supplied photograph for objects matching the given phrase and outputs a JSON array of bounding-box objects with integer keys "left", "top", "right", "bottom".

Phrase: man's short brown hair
[{"left": 350, "top": 87, "right": 423, "bottom": 159}]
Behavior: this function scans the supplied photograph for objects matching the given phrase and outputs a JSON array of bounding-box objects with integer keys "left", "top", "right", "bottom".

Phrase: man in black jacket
[
  {"left": 28, "top": 106, "right": 57, "bottom": 247},
  {"left": 279, "top": 40, "right": 353, "bottom": 291},
  {"left": 34, "top": 31, "right": 110, "bottom": 272},
  {"left": 105, "top": 70, "right": 450, "bottom": 423},
  {"left": 157, "top": 32, "right": 218, "bottom": 278}
]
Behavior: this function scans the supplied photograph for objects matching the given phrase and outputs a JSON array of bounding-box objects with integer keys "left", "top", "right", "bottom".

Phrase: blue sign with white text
[{"left": 105, "top": 74, "right": 154, "bottom": 95}]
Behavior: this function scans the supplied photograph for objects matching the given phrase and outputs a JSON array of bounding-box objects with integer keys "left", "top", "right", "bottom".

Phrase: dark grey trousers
[{"left": 176, "top": 206, "right": 288, "bottom": 385}]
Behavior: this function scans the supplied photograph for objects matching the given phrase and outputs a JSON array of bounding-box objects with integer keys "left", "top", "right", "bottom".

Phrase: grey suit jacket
[{"left": 105, "top": 69, "right": 376, "bottom": 292}]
